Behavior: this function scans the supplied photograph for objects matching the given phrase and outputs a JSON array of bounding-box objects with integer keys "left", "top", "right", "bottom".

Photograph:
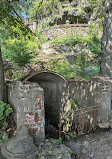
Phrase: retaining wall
[{"left": 43, "top": 24, "right": 89, "bottom": 39}]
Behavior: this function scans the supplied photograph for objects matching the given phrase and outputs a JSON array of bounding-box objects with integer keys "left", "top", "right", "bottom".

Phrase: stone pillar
[
  {"left": 7, "top": 81, "right": 45, "bottom": 144},
  {"left": 95, "top": 76, "right": 111, "bottom": 128},
  {"left": 25, "top": 17, "right": 29, "bottom": 25},
  {"left": 33, "top": 20, "right": 37, "bottom": 31}
]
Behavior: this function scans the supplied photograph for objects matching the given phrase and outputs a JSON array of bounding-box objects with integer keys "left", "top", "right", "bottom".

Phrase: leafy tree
[
  {"left": 0, "top": 24, "right": 13, "bottom": 101},
  {"left": 0, "top": 0, "right": 35, "bottom": 101},
  {"left": 28, "top": 0, "right": 59, "bottom": 21}
]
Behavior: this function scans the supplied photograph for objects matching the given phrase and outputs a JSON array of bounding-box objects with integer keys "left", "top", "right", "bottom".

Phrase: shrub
[
  {"left": 46, "top": 59, "right": 76, "bottom": 79},
  {"left": 4, "top": 39, "right": 32, "bottom": 67},
  {"left": 0, "top": 101, "right": 13, "bottom": 128},
  {"left": 51, "top": 35, "right": 84, "bottom": 46},
  {"left": 0, "top": 101, "right": 13, "bottom": 142}
]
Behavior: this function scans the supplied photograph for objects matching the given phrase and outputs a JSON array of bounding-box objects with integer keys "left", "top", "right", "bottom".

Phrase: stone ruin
[{"left": 1, "top": 71, "right": 112, "bottom": 159}]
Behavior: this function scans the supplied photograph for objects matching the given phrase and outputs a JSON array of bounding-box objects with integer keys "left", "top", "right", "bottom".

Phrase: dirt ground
[
  {"left": 65, "top": 129, "right": 112, "bottom": 159},
  {"left": 0, "top": 129, "right": 112, "bottom": 159}
]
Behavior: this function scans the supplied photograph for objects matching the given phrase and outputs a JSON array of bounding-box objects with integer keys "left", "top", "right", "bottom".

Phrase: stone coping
[{"left": 43, "top": 24, "right": 89, "bottom": 31}]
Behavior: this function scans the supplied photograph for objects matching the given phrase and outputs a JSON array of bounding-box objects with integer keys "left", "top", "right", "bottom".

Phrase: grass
[{"left": 51, "top": 35, "right": 84, "bottom": 46}]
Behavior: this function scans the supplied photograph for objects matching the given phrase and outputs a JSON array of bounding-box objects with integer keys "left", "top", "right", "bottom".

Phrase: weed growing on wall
[{"left": 11, "top": 71, "right": 26, "bottom": 80}]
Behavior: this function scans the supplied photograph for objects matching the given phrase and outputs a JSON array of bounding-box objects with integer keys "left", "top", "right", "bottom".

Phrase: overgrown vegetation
[
  {"left": 0, "top": 0, "right": 102, "bottom": 80},
  {"left": 0, "top": 101, "right": 13, "bottom": 143},
  {"left": 0, "top": 101, "right": 13, "bottom": 127},
  {"left": 4, "top": 39, "right": 32, "bottom": 67},
  {"left": 2, "top": 22, "right": 100, "bottom": 80},
  {"left": 1, "top": 16, "right": 101, "bottom": 80},
  {"left": 0, "top": 25, "right": 44, "bottom": 67},
  {"left": 49, "top": 24, "right": 101, "bottom": 79},
  {"left": 46, "top": 59, "right": 76, "bottom": 79}
]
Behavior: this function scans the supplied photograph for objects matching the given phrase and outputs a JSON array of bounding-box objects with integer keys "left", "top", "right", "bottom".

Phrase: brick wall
[
  {"left": 7, "top": 81, "right": 45, "bottom": 144},
  {"left": 65, "top": 76, "right": 111, "bottom": 122}
]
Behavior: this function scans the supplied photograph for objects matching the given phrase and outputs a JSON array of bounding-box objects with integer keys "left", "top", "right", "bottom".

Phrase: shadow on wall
[{"left": 61, "top": 80, "right": 103, "bottom": 135}]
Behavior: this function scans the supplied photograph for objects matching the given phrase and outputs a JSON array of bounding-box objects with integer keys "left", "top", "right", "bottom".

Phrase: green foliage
[
  {"left": 66, "top": 132, "right": 76, "bottom": 140},
  {"left": 68, "top": 150, "right": 74, "bottom": 156},
  {"left": 87, "top": 0, "right": 102, "bottom": 5},
  {"left": 29, "top": 0, "right": 59, "bottom": 21},
  {"left": 56, "top": 132, "right": 76, "bottom": 145},
  {"left": 3, "top": 39, "right": 32, "bottom": 67},
  {"left": 0, "top": 131, "right": 9, "bottom": 143},
  {"left": 35, "top": 30, "right": 47, "bottom": 45},
  {"left": 37, "top": 17, "right": 51, "bottom": 30},
  {"left": 1, "top": 29, "right": 44, "bottom": 66},
  {"left": 56, "top": 137, "right": 62, "bottom": 144},
  {"left": 86, "top": 24, "right": 101, "bottom": 56},
  {"left": 36, "top": 153, "right": 42, "bottom": 157},
  {"left": 0, "top": 0, "right": 32, "bottom": 37},
  {"left": 11, "top": 71, "right": 26, "bottom": 80},
  {"left": 71, "top": 99, "right": 78, "bottom": 109},
  {"left": 51, "top": 35, "right": 84, "bottom": 46},
  {"left": 0, "top": 101, "right": 13, "bottom": 128},
  {"left": 46, "top": 59, "right": 76, "bottom": 79},
  {"left": 50, "top": 23, "right": 101, "bottom": 79}
]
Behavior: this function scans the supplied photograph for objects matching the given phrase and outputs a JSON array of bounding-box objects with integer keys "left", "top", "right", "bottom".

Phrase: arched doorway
[{"left": 22, "top": 71, "right": 67, "bottom": 128}]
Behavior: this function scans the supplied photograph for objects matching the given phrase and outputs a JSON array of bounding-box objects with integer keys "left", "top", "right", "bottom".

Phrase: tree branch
[{"left": 6, "top": 0, "right": 37, "bottom": 37}]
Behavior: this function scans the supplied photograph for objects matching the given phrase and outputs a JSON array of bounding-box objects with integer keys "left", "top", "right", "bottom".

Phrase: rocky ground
[
  {"left": 65, "top": 129, "right": 112, "bottom": 159},
  {"left": 0, "top": 129, "right": 112, "bottom": 159}
]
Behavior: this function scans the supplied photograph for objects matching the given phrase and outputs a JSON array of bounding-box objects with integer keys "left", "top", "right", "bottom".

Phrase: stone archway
[{"left": 22, "top": 71, "right": 67, "bottom": 128}]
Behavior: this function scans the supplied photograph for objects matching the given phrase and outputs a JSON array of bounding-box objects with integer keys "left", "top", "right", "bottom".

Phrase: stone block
[{"left": 1, "top": 126, "right": 37, "bottom": 159}]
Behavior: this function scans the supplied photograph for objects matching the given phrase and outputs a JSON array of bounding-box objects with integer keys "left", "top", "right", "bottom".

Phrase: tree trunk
[
  {"left": 0, "top": 46, "right": 5, "bottom": 101},
  {"left": 100, "top": 0, "right": 112, "bottom": 77}
]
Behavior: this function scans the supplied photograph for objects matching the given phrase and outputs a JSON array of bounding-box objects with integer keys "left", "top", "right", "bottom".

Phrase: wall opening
[{"left": 22, "top": 71, "right": 67, "bottom": 136}]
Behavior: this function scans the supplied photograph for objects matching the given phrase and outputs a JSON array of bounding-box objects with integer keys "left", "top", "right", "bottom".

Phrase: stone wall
[
  {"left": 7, "top": 81, "right": 45, "bottom": 144},
  {"left": 7, "top": 73, "right": 112, "bottom": 139},
  {"left": 25, "top": 20, "right": 102, "bottom": 39},
  {"left": 43, "top": 24, "right": 89, "bottom": 39},
  {"left": 61, "top": 76, "right": 111, "bottom": 132},
  {"left": 66, "top": 76, "right": 111, "bottom": 120},
  {"left": 60, "top": 77, "right": 111, "bottom": 135}
]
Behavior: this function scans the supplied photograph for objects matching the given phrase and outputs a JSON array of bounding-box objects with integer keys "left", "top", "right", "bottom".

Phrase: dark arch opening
[{"left": 22, "top": 71, "right": 67, "bottom": 132}]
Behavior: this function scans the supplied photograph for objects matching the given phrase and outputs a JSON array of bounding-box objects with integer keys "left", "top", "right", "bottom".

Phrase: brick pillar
[{"left": 7, "top": 81, "right": 45, "bottom": 144}]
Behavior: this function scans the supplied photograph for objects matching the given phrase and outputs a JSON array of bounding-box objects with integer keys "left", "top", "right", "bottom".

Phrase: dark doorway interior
[{"left": 25, "top": 71, "right": 67, "bottom": 130}]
